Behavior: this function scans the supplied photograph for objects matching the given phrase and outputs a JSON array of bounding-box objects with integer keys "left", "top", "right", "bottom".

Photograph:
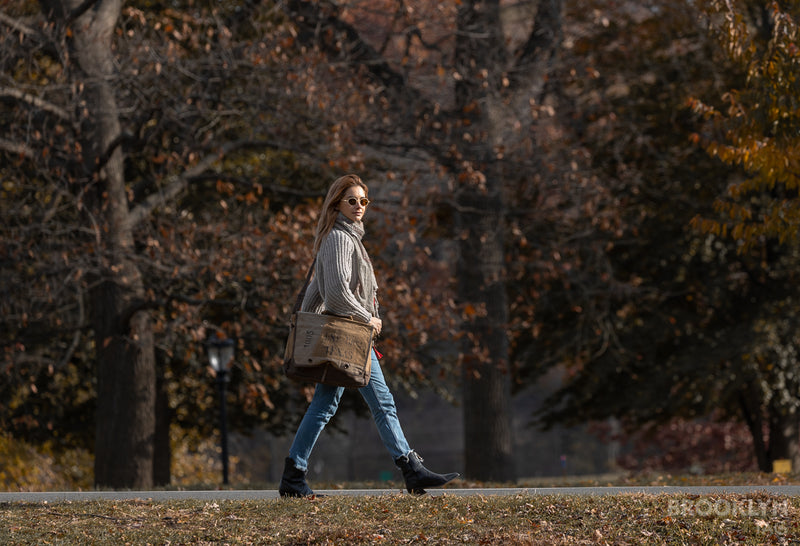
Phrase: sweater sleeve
[{"left": 317, "top": 231, "right": 372, "bottom": 322}]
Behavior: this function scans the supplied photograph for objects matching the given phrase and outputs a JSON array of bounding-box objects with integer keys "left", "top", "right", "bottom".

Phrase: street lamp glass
[{"left": 206, "top": 338, "right": 235, "bottom": 372}]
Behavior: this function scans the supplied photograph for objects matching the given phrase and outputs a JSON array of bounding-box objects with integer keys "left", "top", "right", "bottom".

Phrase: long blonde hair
[{"left": 313, "top": 174, "right": 369, "bottom": 254}]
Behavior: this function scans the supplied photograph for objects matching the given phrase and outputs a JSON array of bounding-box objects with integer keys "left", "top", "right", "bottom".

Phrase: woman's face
[{"left": 337, "top": 185, "right": 369, "bottom": 223}]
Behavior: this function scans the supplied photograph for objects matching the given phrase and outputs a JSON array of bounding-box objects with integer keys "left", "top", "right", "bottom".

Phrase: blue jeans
[{"left": 288, "top": 350, "right": 412, "bottom": 471}]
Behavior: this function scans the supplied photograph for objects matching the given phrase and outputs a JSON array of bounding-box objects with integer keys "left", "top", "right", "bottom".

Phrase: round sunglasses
[{"left": 341, "top": 197, "right": 370, "bottom": 207}]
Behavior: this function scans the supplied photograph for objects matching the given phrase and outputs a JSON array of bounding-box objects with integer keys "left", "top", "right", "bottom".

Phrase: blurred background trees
[
  {"left": 533, "top": 0, "right": 800, "bottom": 473},
  {"left": 2, "top": 0, "right": 799, "bottom": 488}
]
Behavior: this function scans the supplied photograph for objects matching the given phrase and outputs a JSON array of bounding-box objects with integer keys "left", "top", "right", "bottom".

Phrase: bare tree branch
[
  {"left": 126, "top": 140, "right": 242, "bottom": 229},
  {"left": 94, "top": 130, "right": 131, "bottom": 176},
  {"left": 511, "top": 0, "right": 562, "bottom": 94},
  {"left": 0, "top": 87, "right": 72, "bottom": 121},
  {"left": 282, "top": 0, "right": 421, "bottom": 108},
  {"left": 0, "top": 137, "right": 35, "bottom": 158},
  {"left": 0, "top": 10, "right": 38, "bottom": 37},
  {"left": 126, "top": 138, "right": 313, "bottom": 228}
]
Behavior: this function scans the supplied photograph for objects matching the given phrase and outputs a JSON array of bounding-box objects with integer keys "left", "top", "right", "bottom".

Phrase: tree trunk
[
  {"left": 58, "top": 0, "right": 156, "bottom": 488},
  {"left": 457, "top": 184, "right": 515, "bottom": 481},
  {"left": 739, "top": 392, "right": 769, "bottom": 472},
  {"left": 153, "top": 364, "right": 172, "bottom": 486},
  {"left": 92, "top": 278, "right": 155, "bottom": 488},
  {"left": 767, "top": 405, "right": 800, "bottom": 473},
  {"left": 740, "top": 389, "right": 800, "bottom": 472},
  {"left": 454, "top": 0, "right": 515, "bottom": 482}
]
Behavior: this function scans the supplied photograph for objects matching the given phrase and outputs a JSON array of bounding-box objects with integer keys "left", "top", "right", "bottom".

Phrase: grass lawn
[{"left": 2, "top": 473, "right": 800, "bottom": 545}]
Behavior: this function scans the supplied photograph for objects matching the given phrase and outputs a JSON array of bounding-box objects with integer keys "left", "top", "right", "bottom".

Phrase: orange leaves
[
  {"left": 689, "top": 1, "right": 800, "bottom": 251},
  {"left": 463, "top": 303, "right": 477, "bottom": 317},
  {"left": 215, "top": 179, "right": 235, "bottom": 196},
  {"left": 242, "top": 382, "right": 275, "bottom": 411}
]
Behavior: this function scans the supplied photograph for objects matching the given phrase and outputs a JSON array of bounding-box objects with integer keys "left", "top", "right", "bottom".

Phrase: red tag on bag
[{"left": 374, "top": 348, "right": 383, "bottom": 359}]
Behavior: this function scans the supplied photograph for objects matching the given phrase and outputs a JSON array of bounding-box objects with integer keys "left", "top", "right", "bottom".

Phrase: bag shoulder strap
[{"left": 292, "top": 257, "right": 317, "bottom": 315}]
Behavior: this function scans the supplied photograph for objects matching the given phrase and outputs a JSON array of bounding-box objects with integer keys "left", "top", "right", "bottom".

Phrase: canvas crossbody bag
[{"left": 283, "top": 258, "right": 374, "bottom": 388}]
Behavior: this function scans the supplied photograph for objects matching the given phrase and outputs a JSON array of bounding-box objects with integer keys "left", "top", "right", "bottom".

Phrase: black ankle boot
[
  {"left": 279, "top": 457, "right": 315, "bottom": 498},
  {"left": 395, "top": 451, "right": 459, "bottom": 494}
]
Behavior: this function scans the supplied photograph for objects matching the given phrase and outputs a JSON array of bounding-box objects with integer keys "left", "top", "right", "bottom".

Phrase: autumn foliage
[{"left": 3, "top": 0, "right": 800, "bottom": 487}]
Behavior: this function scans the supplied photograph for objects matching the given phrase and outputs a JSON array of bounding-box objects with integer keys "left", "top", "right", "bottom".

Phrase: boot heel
[{"left": 395, "top": 451, "right": 459, "bottom": 494}]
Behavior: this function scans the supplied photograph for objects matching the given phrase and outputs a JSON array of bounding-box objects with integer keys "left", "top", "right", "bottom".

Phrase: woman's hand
[{"left": 369, "top": 317, "right": 382, "bottom": 336}]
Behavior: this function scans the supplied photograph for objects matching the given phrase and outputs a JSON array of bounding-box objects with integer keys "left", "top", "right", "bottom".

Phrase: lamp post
[{"left": 206, "top": 336, "right": 235, "bottom": 485}]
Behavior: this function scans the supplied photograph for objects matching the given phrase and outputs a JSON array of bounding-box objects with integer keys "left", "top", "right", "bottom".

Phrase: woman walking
[{"left": 280, "top": 174, "right": 459, "bottom": 497}]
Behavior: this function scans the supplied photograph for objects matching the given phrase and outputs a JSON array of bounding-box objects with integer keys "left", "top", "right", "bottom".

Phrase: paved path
[{"left": 2, "top": 486, "right": 800, "bottom": 503}]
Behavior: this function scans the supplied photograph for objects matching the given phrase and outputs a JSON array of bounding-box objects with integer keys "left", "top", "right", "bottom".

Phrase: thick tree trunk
[
  {"left": 453, "top": 0, "right": 516, "bottom": 482},
  {"left": 740, "top": 390, "right": 800, "bottom": 472},
  {"left": 456, "top": 184, "right": 515, "bottom": 481},
  {"left": 59, "top": 0, "right": 156, "bottom": 488},
  {"left": 767, "top": 406, "right": 800, "bottom": 473},
  {"left": 739, "top": 393, "right": 769, "bottom": 472},
  {"left": 92, "top": 277, "right": 155, "bottom": 488}
]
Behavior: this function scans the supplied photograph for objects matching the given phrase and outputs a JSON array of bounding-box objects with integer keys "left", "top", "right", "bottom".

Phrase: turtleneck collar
[{"left": 335, "top": 212, "right": 365, "bottom": 240}]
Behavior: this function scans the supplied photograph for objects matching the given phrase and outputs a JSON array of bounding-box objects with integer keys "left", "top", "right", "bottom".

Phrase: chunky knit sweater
[{"left": 300, "top": 214, "right": 379, "bottom": 323}]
